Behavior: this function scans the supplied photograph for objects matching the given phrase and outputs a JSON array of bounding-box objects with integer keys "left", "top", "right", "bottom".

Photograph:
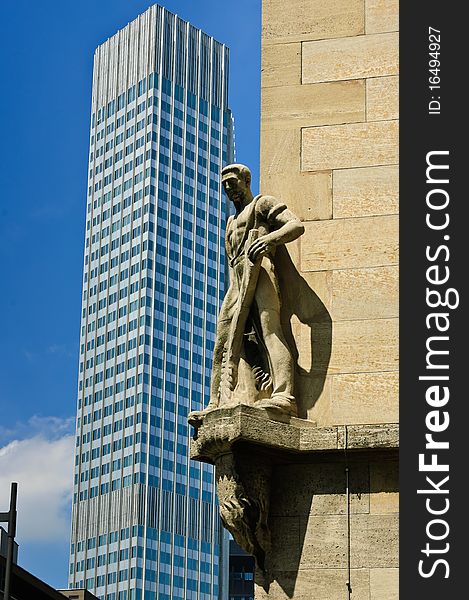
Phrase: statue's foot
[{"left": 254, "top": 396, "right": 298, "bottom": 417}]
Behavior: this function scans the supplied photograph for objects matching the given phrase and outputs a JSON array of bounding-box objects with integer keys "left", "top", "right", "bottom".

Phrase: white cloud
[
  {"left": 0, "top": 432, "right": 75, "bottom": 543},
  {"left": 0, "top": 414, "right": 75, "bottom": 446}
]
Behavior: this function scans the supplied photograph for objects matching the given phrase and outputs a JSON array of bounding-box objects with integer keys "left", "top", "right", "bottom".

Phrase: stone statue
[
  {"left": 188, "top": 164, "right": 305, "bottom": 572},
  {"left": 192, "top": 163, "right": 305, "bottom": 421}
]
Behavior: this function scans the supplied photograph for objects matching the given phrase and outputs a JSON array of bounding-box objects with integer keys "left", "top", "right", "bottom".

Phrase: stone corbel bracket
[{"left": 189, "top": 405, "right": 398, "bottom": 572}]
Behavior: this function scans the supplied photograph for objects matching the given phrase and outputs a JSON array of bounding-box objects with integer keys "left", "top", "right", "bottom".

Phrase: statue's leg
[{"left": 253, "top": 264, "right": 297, "bottom": 415}]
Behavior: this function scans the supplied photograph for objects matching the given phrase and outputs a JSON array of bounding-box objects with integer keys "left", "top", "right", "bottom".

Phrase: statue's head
[{"left": 221, "top": 164, "right": 252, "bottom": 203}]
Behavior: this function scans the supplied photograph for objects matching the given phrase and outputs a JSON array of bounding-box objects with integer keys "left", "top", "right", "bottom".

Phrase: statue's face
[{"left": 222, "top": 173, "right": 249, "bottom": 203}]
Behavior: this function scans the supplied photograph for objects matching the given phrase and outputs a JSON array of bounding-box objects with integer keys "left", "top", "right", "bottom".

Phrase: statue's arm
[
  {"left": 248, "top": 197, "right": 304, "bottom": 261},
  {"left": 266, "top": 208, "right": 305, "bottom": 245}
]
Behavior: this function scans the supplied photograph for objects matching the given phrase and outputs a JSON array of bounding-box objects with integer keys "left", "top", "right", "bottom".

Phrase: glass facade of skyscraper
[{"left": 68, "top": 5, "right": 233, "bottom": 600}]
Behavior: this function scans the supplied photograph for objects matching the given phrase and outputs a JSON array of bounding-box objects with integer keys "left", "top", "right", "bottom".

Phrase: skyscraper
[{"left": 68, "top": 5, "right": 233, "bottom": 600}]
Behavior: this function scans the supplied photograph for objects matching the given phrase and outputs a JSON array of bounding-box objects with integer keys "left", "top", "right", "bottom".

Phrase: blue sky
[{"left": 0, "top": 0, "right": 260, "bottom": 588}]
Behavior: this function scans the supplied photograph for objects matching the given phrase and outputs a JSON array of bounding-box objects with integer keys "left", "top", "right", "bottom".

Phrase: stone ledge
[{"left": 190, "top": 404, "right": 398, "bottom": 463}]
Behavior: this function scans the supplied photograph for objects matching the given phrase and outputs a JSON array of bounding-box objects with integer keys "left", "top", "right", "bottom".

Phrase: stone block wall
[
  {"left": 257, "top": 2, "right": 399, "bottom": 597},
  {"left": 256, "top": 454, "right": 399, "bottom": 600},
  {"left": 260, "top": 0, "right": 399, "bottom": 427}
]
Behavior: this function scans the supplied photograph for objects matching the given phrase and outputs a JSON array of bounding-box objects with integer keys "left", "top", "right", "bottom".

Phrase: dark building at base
[
  {"left": 0, "top": 553, "right": 99, "bottom": 600},
  {"left": 228, "top": 540, "right": 254, "bottom": 600}
]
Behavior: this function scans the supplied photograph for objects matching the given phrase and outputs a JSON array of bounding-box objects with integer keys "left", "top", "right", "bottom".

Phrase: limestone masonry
[{"left": 259, "top": 0, "right": 399, "bottom": 597}]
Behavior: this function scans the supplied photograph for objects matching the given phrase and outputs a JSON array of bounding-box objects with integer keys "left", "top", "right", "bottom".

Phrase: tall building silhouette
[{"left": 68, "top": 5, "right": 233, "bottom": 599}]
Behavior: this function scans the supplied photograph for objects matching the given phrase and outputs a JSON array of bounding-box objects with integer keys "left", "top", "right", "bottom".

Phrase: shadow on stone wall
[
  {"left": 275, "top": 246, "right": 332, "bottom": 419},
  {"left": 256, "top": 454, "right": 399, "bottom": 598}
]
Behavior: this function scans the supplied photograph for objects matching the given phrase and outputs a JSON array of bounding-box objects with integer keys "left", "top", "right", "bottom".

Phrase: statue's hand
[{"left": 247, "top": 235, "right": 275, "bottom": 262}]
